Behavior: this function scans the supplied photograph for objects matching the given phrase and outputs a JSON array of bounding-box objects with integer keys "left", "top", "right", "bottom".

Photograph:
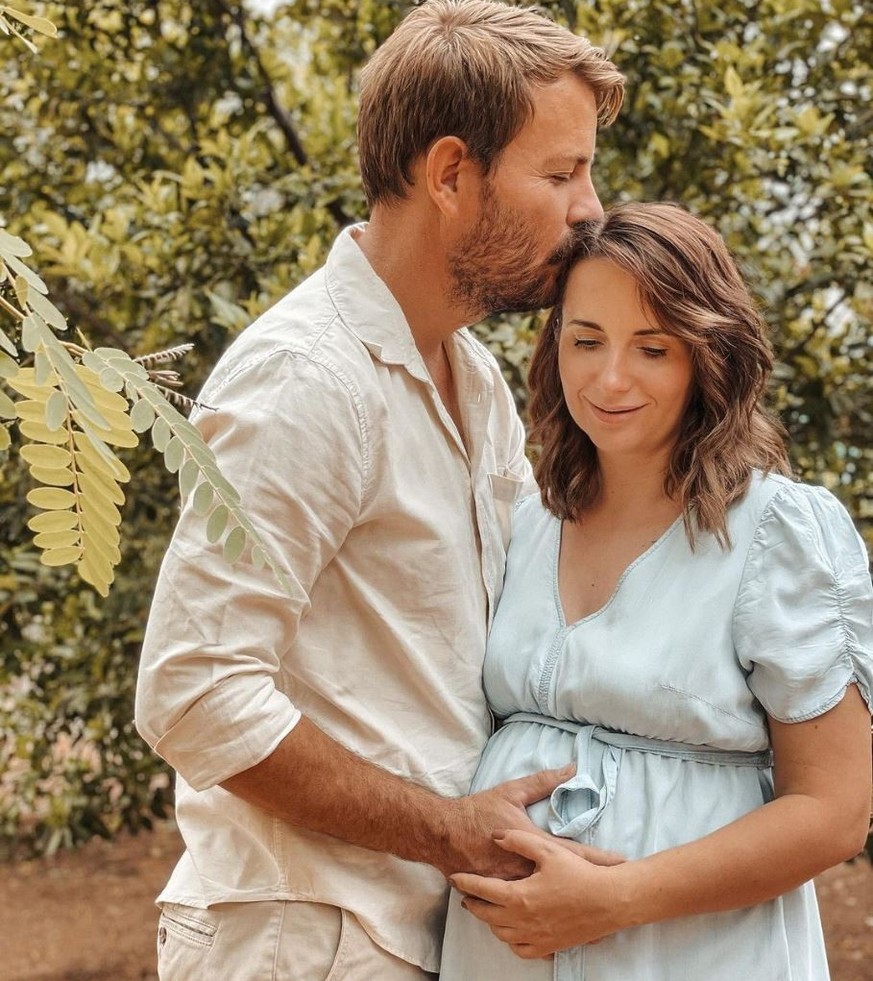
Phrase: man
[{"left": 135, "top": 2, "right": 624, "bottom": 978}]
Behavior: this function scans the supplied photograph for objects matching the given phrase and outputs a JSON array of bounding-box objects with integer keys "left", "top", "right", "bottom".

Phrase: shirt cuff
[{"left": 153, "top": 677, "right": 302, "bottom": 791}]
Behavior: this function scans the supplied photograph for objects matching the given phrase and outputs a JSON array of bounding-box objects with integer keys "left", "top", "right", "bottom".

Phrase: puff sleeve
[{"left": 733, "top": 482, "right": 873, "bottom": 722}]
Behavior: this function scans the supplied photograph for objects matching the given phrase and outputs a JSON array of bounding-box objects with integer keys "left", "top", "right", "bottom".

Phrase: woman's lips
[{"left": 587, "top": 399, "right": 645, "bottom": 421}]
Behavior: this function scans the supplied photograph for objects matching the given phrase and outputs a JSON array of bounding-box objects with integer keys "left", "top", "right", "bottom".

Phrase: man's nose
[{"left": 567, "top": 178, "right": 603, "bottom": 226}]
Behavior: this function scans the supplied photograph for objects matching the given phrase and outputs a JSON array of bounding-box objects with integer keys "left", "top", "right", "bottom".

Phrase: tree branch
[{"left": 211, "top": 0, "right": 352, "bottom": 227}]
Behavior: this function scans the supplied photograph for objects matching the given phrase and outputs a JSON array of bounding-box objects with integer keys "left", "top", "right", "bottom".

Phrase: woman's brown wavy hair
[{"left": 528, "top": 201, "right": 791, "bottom": 547}]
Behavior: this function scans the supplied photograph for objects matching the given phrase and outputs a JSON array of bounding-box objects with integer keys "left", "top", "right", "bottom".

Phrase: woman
[{"left": 439, "top": 202, "right": 872, "bottom": 980}]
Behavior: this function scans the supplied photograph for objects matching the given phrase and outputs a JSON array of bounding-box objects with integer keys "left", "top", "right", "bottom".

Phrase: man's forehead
[{"left": 507, "top": 78, "right": 598, "bottom": 154}]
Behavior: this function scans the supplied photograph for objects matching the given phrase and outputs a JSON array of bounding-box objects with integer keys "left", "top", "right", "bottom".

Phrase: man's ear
[{"left": 425, "top": 136, "right": 479, "bottom": 217}]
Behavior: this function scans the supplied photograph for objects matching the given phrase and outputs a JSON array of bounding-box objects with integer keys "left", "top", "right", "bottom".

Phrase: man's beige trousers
[{"left": 156, "top": 900, "right": 438, "bottom": 980}]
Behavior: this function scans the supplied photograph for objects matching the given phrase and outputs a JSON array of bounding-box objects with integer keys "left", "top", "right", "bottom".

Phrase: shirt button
[{"left": 158, "top": 926, "right": 168, "bottom": 946}]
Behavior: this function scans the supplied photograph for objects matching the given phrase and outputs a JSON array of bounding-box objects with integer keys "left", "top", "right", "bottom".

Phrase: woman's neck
[{"left": 592, "top": 452, "right": 676, "bottom": 517}]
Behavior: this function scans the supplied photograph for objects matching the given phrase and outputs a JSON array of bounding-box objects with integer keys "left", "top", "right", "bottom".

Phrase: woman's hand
[{"left": 450, "top": 829, "right": 627, "bottom": 958}]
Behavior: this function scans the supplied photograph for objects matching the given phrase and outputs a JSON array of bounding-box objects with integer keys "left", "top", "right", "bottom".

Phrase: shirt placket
[{"left": 454, "top": 345, "right": 501, "bottom": 629}]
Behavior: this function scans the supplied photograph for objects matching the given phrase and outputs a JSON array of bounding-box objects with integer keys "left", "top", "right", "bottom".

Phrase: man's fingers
[
  {"left": 552, "top": 838, "right": 625, "bottom": 866},
  {"left": 504, "top": 763, "right": 575, "bottom": 805},
  {"left": 450, "top": 871, "right": 511, "bottom": 905}
]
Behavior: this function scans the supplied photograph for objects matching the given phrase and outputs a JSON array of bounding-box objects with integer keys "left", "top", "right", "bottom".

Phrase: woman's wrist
[{"left": 602, "top": 858, "right": 650, "bottom": 934}]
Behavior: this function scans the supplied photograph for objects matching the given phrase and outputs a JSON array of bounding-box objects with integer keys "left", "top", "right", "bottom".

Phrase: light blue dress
[{"left": 440, "top": 473, "right": 873, "bottom": 981}]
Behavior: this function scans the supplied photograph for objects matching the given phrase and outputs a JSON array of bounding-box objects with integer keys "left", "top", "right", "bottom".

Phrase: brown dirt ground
[{"left": 0, "top": 822, "right": 870, "bottom": 981}]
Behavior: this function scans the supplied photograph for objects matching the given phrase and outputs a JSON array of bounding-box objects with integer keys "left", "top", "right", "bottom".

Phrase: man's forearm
[
  {"left": 223, "top": 716, "right": 459, "bottom": 869},
  {"left": 221, "top": 714, "right": 571, "bottom": 879}
]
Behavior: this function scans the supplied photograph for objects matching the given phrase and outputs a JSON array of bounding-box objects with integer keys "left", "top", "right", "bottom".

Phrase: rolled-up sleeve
[{"left": 135, "top": 347, "right": 367, "bottom": 790}]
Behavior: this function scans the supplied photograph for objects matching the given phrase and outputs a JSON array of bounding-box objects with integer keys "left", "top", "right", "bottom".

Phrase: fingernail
[{"left": 492, "top": 829, "right": 506, "bottom": 840}]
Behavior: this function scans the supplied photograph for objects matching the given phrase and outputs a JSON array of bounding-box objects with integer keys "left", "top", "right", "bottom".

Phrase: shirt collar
[{"left": 325, "top": 223, "right": 425, "bottom": 373}]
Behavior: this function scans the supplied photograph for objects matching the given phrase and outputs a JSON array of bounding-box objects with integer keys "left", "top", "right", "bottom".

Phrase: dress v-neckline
[{"left": 552, "top": 513, "right": 683, "bottom": 629}]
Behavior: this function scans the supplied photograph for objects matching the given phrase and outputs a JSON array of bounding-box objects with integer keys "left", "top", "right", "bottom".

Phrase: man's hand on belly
[{"left": 433, "top": 765, "right": 575, "bottom": 880}]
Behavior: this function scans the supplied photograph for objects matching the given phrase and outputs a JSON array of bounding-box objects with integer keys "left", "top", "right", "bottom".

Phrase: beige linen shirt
[{"left": 135, "top": 225, "right": 533, "bottom": 972}]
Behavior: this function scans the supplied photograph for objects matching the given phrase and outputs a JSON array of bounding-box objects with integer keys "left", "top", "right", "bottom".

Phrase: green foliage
[{"left": 0, "top": 0, "right": 869, "bottom": 856}]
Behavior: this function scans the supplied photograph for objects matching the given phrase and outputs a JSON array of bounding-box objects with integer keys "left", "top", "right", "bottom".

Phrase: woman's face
[{"left": 558, "top": 258, "right": 695, "bottom": 466}]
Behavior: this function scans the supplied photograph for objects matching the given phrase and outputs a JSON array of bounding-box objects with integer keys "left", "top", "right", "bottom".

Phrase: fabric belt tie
[{"left": 500, "top": 712, "right": 773, "bottom": 981}]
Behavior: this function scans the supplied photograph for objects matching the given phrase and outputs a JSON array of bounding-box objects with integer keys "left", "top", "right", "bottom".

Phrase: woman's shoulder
[
  {"left": 508, "top": 491, "right": 558, "bottom": 544},
  {"left": 740, "top": 471, "right": 863, "bottom": 552}
]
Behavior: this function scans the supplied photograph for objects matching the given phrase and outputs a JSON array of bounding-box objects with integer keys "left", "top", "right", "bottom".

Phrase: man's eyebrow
[
  {"left": 565, "top": 319, "right": 668, "bottom": 337},
  {"left": 541, "top": 153, "right": 594, "bottom": 169}
]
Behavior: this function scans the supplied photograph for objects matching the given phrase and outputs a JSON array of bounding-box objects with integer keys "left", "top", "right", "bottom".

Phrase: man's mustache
[{"left": 547, "top": 219, "right": 602, "bottom": 266}]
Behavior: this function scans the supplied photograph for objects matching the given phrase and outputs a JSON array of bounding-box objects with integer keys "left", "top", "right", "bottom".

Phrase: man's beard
[{"left": 447, "top": 181, "right": 598, "bottom": 318}]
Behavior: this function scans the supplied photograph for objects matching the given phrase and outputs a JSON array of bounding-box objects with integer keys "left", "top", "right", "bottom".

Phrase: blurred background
[{"left": 0, "top": 1, "right": 870, "bottom": 978}]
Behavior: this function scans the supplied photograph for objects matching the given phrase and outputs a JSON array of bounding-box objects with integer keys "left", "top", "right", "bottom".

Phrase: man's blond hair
[{"left": 357, "top": 0, "right": 624, "bottom": 207}]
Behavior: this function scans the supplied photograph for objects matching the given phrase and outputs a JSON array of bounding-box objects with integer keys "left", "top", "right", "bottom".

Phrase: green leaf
[
  {"left": 0, "top": 352, "right": 17, "bottom": 379},
  {"left": 164, "top": 436, "right": 184, "bottom": 473},
  {"left": 151, "top": 415, "right": 171, "bottom": 451},
  {"left": 33, "top": 529, "right": 80, "bottom": 549},
  {"left": 29, "top": 465, "right": 74, "bottom": 487},
  {"left": 4, "top": 252, "right": 47, "bottom": 293},
  {"left": 21, "top": 314, "right": 41, "bottom": 353},
  {"left": 129, "top": 398, "right": 155, "bottom": 433},
  {"left": 724, "top": 66, "right": 744, "bottom": 100},
  {"left": 0, "top": 229, "right": 32, "bottom": 258},
  {"left": 0, "top": 326, "right": 17, "bottom": 357},
  {"left": 179, "top": 457, "right": 200, "bottom": 496},
  {"left": 45, "top": 389, "right": 68, "bottom": 431},
  {"left": 78, "top": 469, "right": 125, "bottom": 507},
  {"left": 191, "top": 481, "right": 215, "bottom": 517},
  {"left": 26, "top": 290, "right": 67, "bottom": 332},
  {"left": 78, "top": 549, "right": 113, "bottom": 596},
  {"left": 205, "top": 289, "right": 251, "bottom": 332},
  {"left": 223, "top": 525, "right": 247, "bottom": 563},
  {"left": 40, "top": 546, "right": 84, "bottom": 567},
  {"left": 0, "top": 387, "right": 15, "bottom": 419},
  {"left": 34, "top": 351, "right": 52, "bottom": 385},
  {"left": 20, "top": 443, "right": 72, "bottom": 468},
  {"left": 13, "top": 273, "right": 28, "bottom": 307},
  {"left": 27, "top": 509, "right": 78, "bottom": 533},
  {"left": 26, "top": 487, "right": 77, "bottom": 510},
  {"left": 99, "top": 367, "right": 125, "bottom": 392},
  {"left": 18, "top": 419, "right": 69, "bottom": 444},
  {"left": 16, "top": 399, "right": 51, "bottom": 425},
  {"left": 1, "top": 7, "right": 58, "bottom": 37},
  {"left": 206, "top": 503, "right": 228, "bottom": 543}
]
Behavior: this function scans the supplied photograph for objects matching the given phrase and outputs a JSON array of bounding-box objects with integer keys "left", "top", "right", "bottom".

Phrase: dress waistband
[{"left": 503, "top": 712, "right": 773, "bottom": 768}]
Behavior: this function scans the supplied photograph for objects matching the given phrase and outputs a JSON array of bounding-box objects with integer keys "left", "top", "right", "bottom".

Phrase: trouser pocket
[{"left": 157, "top": 903, "right": 218, "bottom": 980}]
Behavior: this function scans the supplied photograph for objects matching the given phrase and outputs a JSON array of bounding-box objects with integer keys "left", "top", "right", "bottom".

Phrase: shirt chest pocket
[{"left": 488, "top": 472, "right": 525, "bottom": 550}]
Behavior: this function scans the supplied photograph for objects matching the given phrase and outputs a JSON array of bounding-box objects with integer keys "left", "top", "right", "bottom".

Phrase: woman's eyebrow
[{"left": 565, "top": 318, "right": 668, "bottom": 337}]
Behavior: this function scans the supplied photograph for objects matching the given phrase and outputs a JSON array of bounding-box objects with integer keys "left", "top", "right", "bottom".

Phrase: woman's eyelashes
[{"left": 570, "top": 337, "right": 669, "bottom": 358}]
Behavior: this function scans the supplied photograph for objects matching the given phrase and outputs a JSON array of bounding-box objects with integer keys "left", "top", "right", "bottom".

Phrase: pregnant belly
[{"left": 472, "top": 717, "right": 774, "bottom": 858}]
